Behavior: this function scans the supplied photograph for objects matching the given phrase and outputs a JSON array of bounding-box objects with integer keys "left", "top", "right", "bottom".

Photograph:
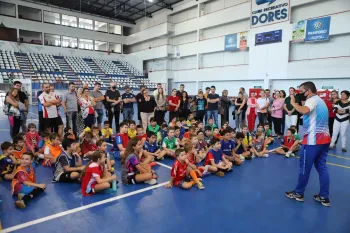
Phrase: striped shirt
[
  {"left": 302, "top": 95, "right": 331, "bottom": 145},
  {"left": 333, "top": 100, "right": 350, "bottom": 122}
]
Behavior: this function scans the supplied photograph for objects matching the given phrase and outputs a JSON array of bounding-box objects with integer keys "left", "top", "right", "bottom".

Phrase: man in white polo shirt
[{"left": 39, "top": 83, "right": 63, "bottom": 138}]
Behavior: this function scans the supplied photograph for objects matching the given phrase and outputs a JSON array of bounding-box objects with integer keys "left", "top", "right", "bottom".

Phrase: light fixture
[{"left": 148, "top": 0, "right": 153, "bottom": 2}]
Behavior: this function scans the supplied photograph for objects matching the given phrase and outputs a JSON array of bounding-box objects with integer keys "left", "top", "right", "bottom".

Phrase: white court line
[
  {"left": 0, "top": 129, "right": 10, "bottom": 132},
  {"left": 1, "top": 181, "right": 168, "bottom": 233}
]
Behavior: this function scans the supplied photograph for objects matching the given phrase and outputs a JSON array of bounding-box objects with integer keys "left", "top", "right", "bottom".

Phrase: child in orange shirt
[
  {"left": 12, "top": 135, "right": 26, "bottom": 161},
  {"left": 12, "top": 152, "right": 46, "bottom": 208},
  {"left": 43, "top": 133, "right": 62, "bottom": 166}
]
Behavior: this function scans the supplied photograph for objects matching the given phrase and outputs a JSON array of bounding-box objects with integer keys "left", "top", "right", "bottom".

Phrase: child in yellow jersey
[
  {"left": 242, "top": 125, "right": 253, "bottom": 149},
  {"left": 128, "top": 120, "right": 137, "bottom": 139},
  {"left": 101, "top": 121, "right": 113, "bottom": 142}
]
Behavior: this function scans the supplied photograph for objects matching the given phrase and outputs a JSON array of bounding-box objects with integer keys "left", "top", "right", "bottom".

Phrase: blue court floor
[{"left": 0, "top": 106, "right": 350, "bottom": 233}]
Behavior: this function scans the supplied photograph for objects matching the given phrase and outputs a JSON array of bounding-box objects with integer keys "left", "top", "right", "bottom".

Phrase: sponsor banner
[
  {"left": 239, "top": 32, "right": 248, "bottom": 50},
  {"left": 224, "top": 33, "right": 239, "bottom": 51},
  {"left": 292, "top": 20, "right": 307, "bottom": 43},
  {"left": 251, "top": 0, "right": 290, "bottom": 28},
  {"left": 305, "top": 16, "right": 331, "bottom": 42},
  {"left": 255, "top": 29, "right": 282, "bottom": 46}
]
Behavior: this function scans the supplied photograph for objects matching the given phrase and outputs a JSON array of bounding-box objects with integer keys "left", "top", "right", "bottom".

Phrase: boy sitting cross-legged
[
  {"left": 143, "top": 132, "right": 166, "bottom": 161},
  {"left": 250, "top": 132, "right": 269, "bottom": 158},
  {"left": 274, "top": 128, "right": 299, "bottom": 158},
  {"left": 162, "top": 127, "right": 179, "bottom": 158},
  {"left": 220, "top": 129, "right": 243, "bottom": 166}
]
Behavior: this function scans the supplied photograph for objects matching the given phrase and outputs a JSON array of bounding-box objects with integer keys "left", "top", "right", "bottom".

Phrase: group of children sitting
[{"left": 0, "top": 115, "right": 301, "bottom": 209}]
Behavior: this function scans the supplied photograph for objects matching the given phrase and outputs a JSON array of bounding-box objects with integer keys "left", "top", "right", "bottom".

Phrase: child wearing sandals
[
  {"left": 81, "top": 151, "right": 117, "bottom": 196},
  {"left": 203, "top": 138, "right": 233, "bottom": 177},
  {"left": 12, "top": 152, "right": 46, "bottom": 209},
  {"left": 121, "top": 138, "right": 157, "bottom": 185},
  {"left": 165, "top": 148, "right": 205, "bottom": 190},
  {"left": 250, "top": 132, "right": 269, "bottom": 158}
]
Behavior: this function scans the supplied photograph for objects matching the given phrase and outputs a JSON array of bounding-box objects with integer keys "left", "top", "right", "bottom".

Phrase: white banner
[{"left": 251, "top": 0, "right": 290, "bottom": 28}]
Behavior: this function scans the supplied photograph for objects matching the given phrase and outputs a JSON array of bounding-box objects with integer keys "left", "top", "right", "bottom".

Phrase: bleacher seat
[
  {"left": 66, "top": 56, "right": 94, "bottom": 74},
  {"left": 28, "top": 53, "right": 61, "bottom": 73},
  {"left": 94, "top": 59, "right": 125, "bottom": 75}
]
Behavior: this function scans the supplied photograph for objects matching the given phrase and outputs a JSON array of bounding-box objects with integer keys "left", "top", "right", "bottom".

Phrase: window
[
  {"left": 109, "top": 24, "right": 122, "bottom": 35},
  {"left": 19, "top": 30, "right": 42, "bottom": 44},
  {"left": 109, "top": 43, "right": 122, "bottom": 53},
  {"left": 44, "top": 34, "right": 61, "bottom": 47},
  {"left": 79, "top": 38, "right": 93, "bottom": 50},
  {"left": 44, "top": 11, "right": 60, "bottom": 25},
  {"left": 95, "top": 41, "right": 108, "bottom": 51},
  {"left": 62, "top": 36, "right": 78, "bottom": 48},
  {"left": 79, "top": 18, "right": 93, "bottom": 30},
  {"left": 18, "top": 5, "right": 42, "bottom": 22},
  {"left": 94, "top": 20, "right": 108, "bottom": 33},
  {"left": 62, "top": 14, "right": 77, "bottom": 27},
  {"left": 0, "top": 1, "right": 16, "bottom": 17}
]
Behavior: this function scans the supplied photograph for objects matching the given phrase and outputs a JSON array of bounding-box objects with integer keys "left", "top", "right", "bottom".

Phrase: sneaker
[
  {"left": 15, "top": 200, "right": 26, "bottom": 209},
  {"left": 251, "top": 153, "right": 256, "bottom": 158},
  {"left": 17, "top": 193, "right": 24, "bottom": 200},
  {"left": 144, "top": 179, "right": 157, "bottom": 185},
  {"left": 342, "top": 148, "right": 347, "bottom": 152},
  {"left": 196, "top": 181, "right": 205, "bottom": 190},
  {"left": 239, "top": 154, "right": 245, "bottom": 160},
  {"left": 202, "top": 171, "right": 211, "bottom": 177},
  {"left": 291, "top": 153, "right": 295, "bottom": 157},
  {"left": 263, "top": 154, "right": 269, "bottom": 158},
  {"left": 285, "top": 152, "right": 291, "bottom": 158},
  {"left": 285, "top": 191, "right": 304, "bottom": 202},
  {"left": 314, "top": 195, "right": 331, "bottom": 207},
  {"left": 329, "top": 145, "right": 334, "bottom": 150},
  {"left": 216, "top": 171, "right": 225, "bottom": 177}
]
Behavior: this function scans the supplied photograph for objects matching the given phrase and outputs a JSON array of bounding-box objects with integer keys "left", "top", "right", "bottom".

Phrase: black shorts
[
  {"left": 125, "top": 173, "right": 140, "bottom": 185},
  {"left": 53, "top": 172, "right": 77, "bottom": 183},
  {"left": 0, "top": 167, "right": 14, "bottom": 180},
  {"left": 44, "top": 117, "right": 63, "bottom": 129}
]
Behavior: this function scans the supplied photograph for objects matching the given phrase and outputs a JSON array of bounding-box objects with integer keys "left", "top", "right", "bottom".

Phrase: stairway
[
  {"left": 14, "top": 52, "right": 35, "bottom": 80},
  {"left": 54, "top": 56, "right": 79, "bottom": 85},
  {"left": 112, "top": 61, "right": 131, "bottom": 75},
  {"left": 83, "top": 58, "right": 109, "bottom": 89}
]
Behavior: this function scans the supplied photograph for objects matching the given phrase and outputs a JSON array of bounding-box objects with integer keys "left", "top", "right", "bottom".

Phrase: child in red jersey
[
  {"left": 203, "top": 138, "right": 233, "bottom": 177},
  {"left": 25, "top": 123, "right": 40, "bottom": 153},
  {"left": 213, "top": 127, "right": 222, "bottom": 140},
  {"left": 136, "top": 125, "right": 148, "bottom": 140},
  {"left": 81, "top": 151, "right": 117, "bottom": 196},
  {"left": 12, "top": 152, "right": 46, "bottom": 209},
  {"left": 96, "top": 140, "right": 115, "bottom": 172},
  {"left": 275, "top": 128, "right": 299, "bottom": 158},
  {"left": 165, "top": 148, "right": 204, "bottom": 190}
]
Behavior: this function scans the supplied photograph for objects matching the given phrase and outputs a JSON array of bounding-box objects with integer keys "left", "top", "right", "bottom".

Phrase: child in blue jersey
[
  {"left": 203, "top": 138, "right": 233, "bottom": 177},
  {"left": 176, "top": 119, "right": 186, "bottom": 139},
  {"left": 220, "top": 129, "right": 243, "bottom": 166},
  {"left": 144, "top": 132, "right": 166, "bottom": 161},
  {"left": 234, "top": 132, "right": 252, "bottom": 160},
  {"left": 157, "top": 124, "right": 168, "bottom": 145},
  {"left": 113, "top": 122, "right": 129, "bottom": 160}
]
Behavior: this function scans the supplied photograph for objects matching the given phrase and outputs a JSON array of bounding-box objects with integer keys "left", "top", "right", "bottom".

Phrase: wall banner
[
  {"left": 255, "top": 29, "right": 282, "bottom": 46},
  {"left": 292, "top": 20, "right": 307, "bottom": 43},
  {"left": 305, "top": 16, "right": 331, "bottom": 42},
  {"left": 239, "top": 32, "right": 248, "bottom": 50},
  {"left": 251, "top": 0, "right": 290, "bottom": 28},
  {"left": 224, "top": 33, "right": 239, "bottom": 51}
]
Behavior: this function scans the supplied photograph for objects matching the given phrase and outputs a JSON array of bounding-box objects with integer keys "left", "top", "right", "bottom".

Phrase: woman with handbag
[
  {"left": 220, "top": 90, "right": 231, "bottom": 127},
  {"left": 5, "top": 88, "right": 22, "bottom": 138},
  {"left": 155, "top": 87, "right": 167, "bottom": 125},
  {"left": 79, "top": 88, "right": 96, "bottom": 129},
  {"left": 256, "top": 90, "right": 269, "bottom": 125}
]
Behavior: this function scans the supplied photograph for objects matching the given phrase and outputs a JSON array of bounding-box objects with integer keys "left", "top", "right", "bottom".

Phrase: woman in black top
[
  {"left": 234, "top": 92, "right": 247, "bottom": 131},
  {"left": 139, "top": 88, "right": 157, "bottom": 131},
  {"left": 220, "top": 90, "right": 231, "bottom": 127},
  {"left": 179, "top": 91, "right": 189, "bottom": 119}
]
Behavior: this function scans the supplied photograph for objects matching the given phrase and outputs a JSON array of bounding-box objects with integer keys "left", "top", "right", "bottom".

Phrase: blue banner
[
  {"left": 305, "top": 16, "right": 331, "bottom": 42},
  {"left": 255, "top": 30, "right": 282, "bottom": 46},
  {"left": 224, "top": 34, "right": 238, "bottom": 51}
]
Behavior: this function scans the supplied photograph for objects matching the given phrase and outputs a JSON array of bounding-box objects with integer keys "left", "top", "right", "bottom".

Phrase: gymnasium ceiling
[{"left": 24, "top": 0, "right": 183, "bottom": 24}]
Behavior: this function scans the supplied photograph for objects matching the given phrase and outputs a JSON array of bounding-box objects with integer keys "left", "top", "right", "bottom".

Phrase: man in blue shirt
[{"left": 122, "top": 85, "right": 136, "bottom": 121}]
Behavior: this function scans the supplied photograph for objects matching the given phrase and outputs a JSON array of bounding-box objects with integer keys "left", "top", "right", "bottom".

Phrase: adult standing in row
[
  {"left": 5, "top": 88, "right": 21, "bottom": 138},
  {"left": 280, "top": 90, "right": 287, "bottom": 134},
  {"left": 90, "top": 82, "right": 105, "bottom": 130},
  {"left": 265, "top": 89, "right": 274, "bottom": 129},
  {"left": 153, "top": 83, "right": 162, "bottom": 97},
  {"left": 154, "top": 87, "right": 167, "bottom": 125},
  {"left": 271, "top": 91, "right": 284, "bottom": 138},
  {"left": 78, "top": 88, "right": 96, "bottom": 129},
  {"left": 122, "top": 85, "right": 136, "bottom": 121},
  {"left": 220, "top": 89, "right": 231, "bottom": 127},
  {"left": 176, "top": 84, "right": 185, "bottom": 97},
  {"left": 136, "top": 85, "right": 146, "bottom": 124},
  {"left": 286, "top": 81, "right": 331, "bottom": 207},
  {"left": 239, "top": 87, "right": 248, "bottom": 125},
  {"left": 179, "top": 91, "right": 189, "bottom": 119},
  {"left": 256, "top": 90, "right": 269, "bottom": 125},
  {"left": 196, "top": 90, "right": 207, "bottom": 123},
  {"left": 10, "top": 81, "right": 28, "bottom": 132},
  {"left": 39, "top": 83, "right": 63, "bottom": 138},
  {"left": 105, "top": 82, "right": 122, "bottom": 132},
  {"left": 235, "top": 92, "right": 246, "bottom": 131},
  {"left": 168, "top": 89, "right": 180, "bottom": 122},
  {"left": 62, "top": 82, "right": 78, "bottom": 134},
  {"left": 246, "top": 91, "right": 257, "bottom": 132},
  {"left": 284, "top": 87, "right": 299, "bottom": 130},
  {"left": 37, "top": 84, "right": 44, "bottom": 132},
  {"left": 139, "top": 88, "right": 157, "bottom": 130},
  {"left": 206, "top": 86, "right": 220, "bottom": 126},
  {"left": 329, "top": 90, "right": 350, "bottom": 152},
  {"left": 326, "top": 90, "right": 339, "bottom": 145}
]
